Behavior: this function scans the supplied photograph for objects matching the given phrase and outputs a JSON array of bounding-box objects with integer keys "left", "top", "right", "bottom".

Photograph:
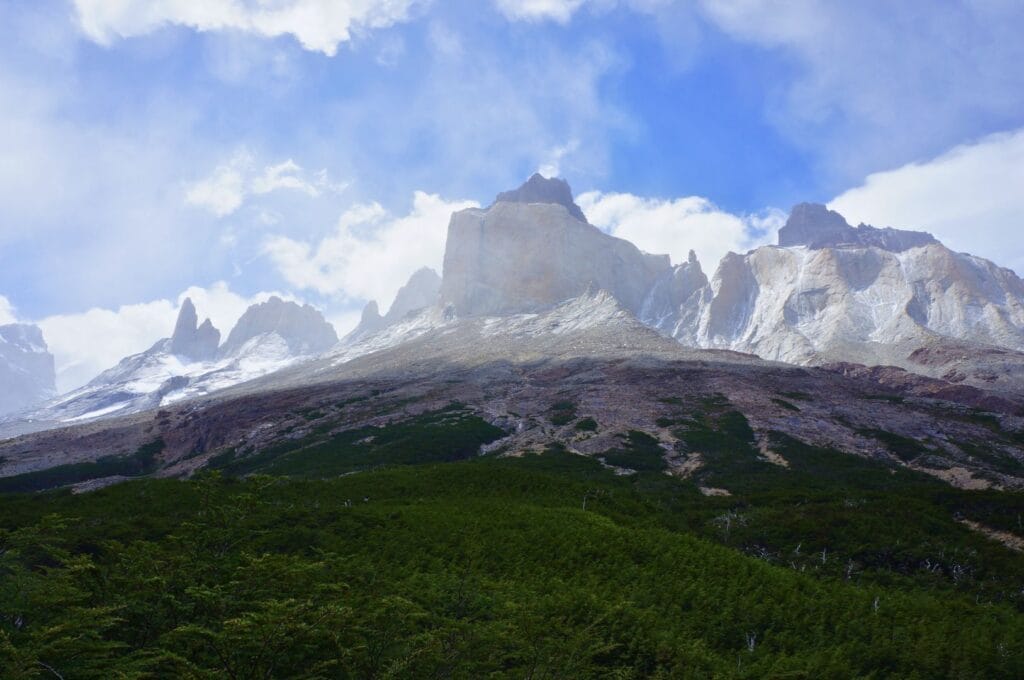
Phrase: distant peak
[
  {"left": 780, "top": 203, "right": 851, "bottom": 244},
  {"left": 779, "top": 203, "right": 937, "bottom": 252},
  {"left": 493, "top": 173, "right": 588, "bottom": 223},
  {"left": 361, "top": 300, "right": 381, "bottom": 321},
  {"left": 170, "top": 298, "right": 219, "bottom": 361}
]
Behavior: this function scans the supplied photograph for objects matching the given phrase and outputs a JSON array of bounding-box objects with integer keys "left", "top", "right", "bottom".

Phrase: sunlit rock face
[
  {"left": 642, "top": 205, "right": 1024, "bottom": 370},
  {"left": 440, "top": 175, "right": 671, "bottom": 317},
  {"left": 640, "top": 250, "right": 709, "bottom": 346},
  {"left": 0, "top": 324, "right": 56, "bottom": 416}
]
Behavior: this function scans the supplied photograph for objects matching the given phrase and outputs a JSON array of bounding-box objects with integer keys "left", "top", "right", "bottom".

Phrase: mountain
[
  {"left": 4, "top": 176, "right": 1024, "bottom": 677},
  {"left": 6, "top": 174, "right": 1024, "bottom": 449},
  {"left": 2, "top": 297, "right": 337, "bottom": 432},
  {"left": 778, "top": 202, "right": 939, "bottom": 251},
  {"left": 168, "top": 298, "right": 220, "bottom": 361},
  {"left": 439, "top": 175, "right": 670, "bottom": 317},
  {"left": 345, "top": 267, "right": 442, "bottom": 343},
  {"left": 220, "top": 296, "right": 337, "bottom": 357},
  {"left": 0, "top": 324, "right": 56, "bottom": 416},
  {"left": 642, "top": 203, "right": 1024, "bottom": 390}
]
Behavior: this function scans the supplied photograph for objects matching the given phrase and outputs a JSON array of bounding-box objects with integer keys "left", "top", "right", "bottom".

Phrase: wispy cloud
[
  {"left": 264, "top": 191, "right": 477, "bottom": 313},
  {"left": 186, "top": 151, "right": 347, "bottom": 217},
  {"left": 697, "top": 0, "right": 1024, "bottom": 182},
  {"left": 578, "top": 191, "right": 785, "bottom": 271},
  {"left": 493, "top": 0, "right": 590, "bottom": 23},
  {"left": 72, "top": 0, "right": 426, "bottom": 56},
  {"left": 0, "top": 295, "right": 16, "bottom": 325},
  {"left": 830, "top": 127, "right": 1024, "bottom": 276}
]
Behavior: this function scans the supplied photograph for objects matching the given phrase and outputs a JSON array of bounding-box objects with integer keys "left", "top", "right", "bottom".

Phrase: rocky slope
[
  {"left": 0, "top": 324, "right": 56, "bottom": 416},
  {"left": 5, "top": 173, "right": 1024, "bottom": 487},
  {"left": 2, "top": 288, "right": 1022, "bottom": 494}
]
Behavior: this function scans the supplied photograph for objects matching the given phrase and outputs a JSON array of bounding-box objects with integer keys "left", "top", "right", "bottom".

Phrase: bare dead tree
[{"left": 745, "top": 632, "right": 757, "bottom": 653}]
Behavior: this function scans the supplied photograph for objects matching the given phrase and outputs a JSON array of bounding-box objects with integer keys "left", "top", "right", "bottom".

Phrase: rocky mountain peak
[
  {"left": 779, "top": 203, "right": 938, "bottom": 253},
  {"left": 344, "top": 268, "right": 442, "bottom": 343},
  {"left": 221, "top": 296, "right": 337, "bottom": 357},
  {"left": 360, "top": 300, "right": 383, "bottom": 325},
  {"left": 778, "top": 203, "right": 853, "bottom": 248},
  {"left": 169, "top": 297, "right": 220, "bottom": 361},
  {"left": 0, "top": 323, "right": 56, "bottom": 416},
  {"left": 388, "top": 268, "right": 441, "bottom": 322},
  {"left": 493, "top": 173, "right": 588, "bottom": 223},
  {"left": 441, "top": 178, "right": 671, "bottom": 318}
]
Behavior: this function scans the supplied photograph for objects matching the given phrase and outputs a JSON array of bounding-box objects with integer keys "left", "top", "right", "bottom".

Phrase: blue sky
[{"left": 2, "top": 0, "right": 1024, "bottom": 390}]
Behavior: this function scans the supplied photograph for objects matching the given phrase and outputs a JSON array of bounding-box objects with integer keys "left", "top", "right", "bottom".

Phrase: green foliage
[
  {"left": 856, "top": 427, "right": 930, "bottom": 462},
  {"left": 0, "top": 438, "right": 164, "bottom": 494},
  {"left": 209, "top": 406, "right": 504, "bottom": 477},
  {"left": 1, "top": 452, "right": 1023, "bottom": 677},
  {"left": 3, "top": 395, "right": 1024, "bottom": 677},
  {"left": 575, "top": 417, "right": 598, "bottom": 432},
  {"left": 549, "top": 400, "right": 577, "bottom": 426},
  {"left": 601, "top": 430, "right": 666, "bottom": 472}
]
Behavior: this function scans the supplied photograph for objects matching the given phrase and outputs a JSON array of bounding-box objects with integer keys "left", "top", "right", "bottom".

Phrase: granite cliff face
[
  {"left": 642, "top": 204, "right": 1024, "bottom": 385},
  {"left": 0, "top": 324, "right": 56, "bottom": 416},
  {"left": 440, "top": 176, "right": 670, "bottom": 317}
]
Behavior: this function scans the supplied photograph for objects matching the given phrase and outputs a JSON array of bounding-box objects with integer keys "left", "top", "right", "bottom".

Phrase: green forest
[{"left": 2, "top": 402, "right": 1024, "bottom": 678}]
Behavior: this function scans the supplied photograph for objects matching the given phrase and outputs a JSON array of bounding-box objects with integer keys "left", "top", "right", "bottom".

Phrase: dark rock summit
[
  {"left": 169, "top": 298, "right": 221, "bottom": 361},
  {"left": 493, "top": 173, "right": 588, "bottom": 223},
  {"left": 221, "top": 296, "right": 338, "bottom": 357},
  {"left": 779, "top": 203, "right": 938, "bottom": 252}
]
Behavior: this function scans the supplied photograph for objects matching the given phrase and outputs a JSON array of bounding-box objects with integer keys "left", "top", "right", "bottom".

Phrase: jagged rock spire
[{"left": 169, "top": 298, "right": 220, "bottom": 361}]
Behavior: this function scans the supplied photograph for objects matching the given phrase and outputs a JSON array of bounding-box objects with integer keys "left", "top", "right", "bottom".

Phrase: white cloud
[
  {"left": 73, "top": 0, "right": 424, "bottom": 56},
  {"left": 36, "top": 282, "right": 289, "bottom": 393},
  {"left": 538, "top": 139, "right": 580, "bottom": 178},
  {"left": 830, "top": 128, "right": 1024, "bottom": 276},
  {"left": 493, "top": 0, "right": 589, "bottom": 23},
  {"left": 264, "top": 191, "right": 477, "bottom": 312},
  {"left": 185, "top": 156, "right": 248, "bottom": 217},
  {"left": 696, "top": 0, "right": 1024, "bottom": 180},
  {"left": 186, "top": 151, "right": 345, "bottom": 217},
  {"left": 578, "top": 190, "right": 784, "bottom": 270},
  {"left": 0, "top": 295, "right": 16, "bottom": 325}
]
